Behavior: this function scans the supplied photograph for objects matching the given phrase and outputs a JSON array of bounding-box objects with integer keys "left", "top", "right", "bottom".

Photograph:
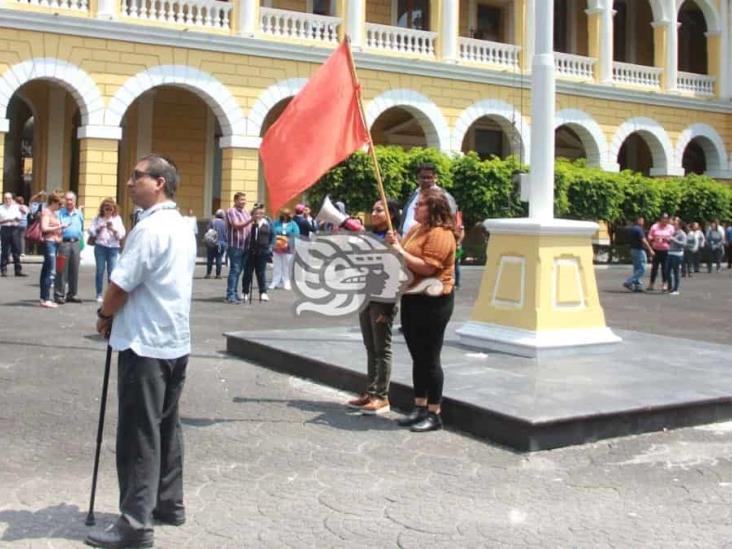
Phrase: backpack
[{"left": 203, "top": 227, "right": 219, "bottom": 248}]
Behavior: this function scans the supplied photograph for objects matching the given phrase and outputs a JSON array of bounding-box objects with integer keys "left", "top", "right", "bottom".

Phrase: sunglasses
[{"left": 131, "top": 169, "right": 155, "bottom": 181}]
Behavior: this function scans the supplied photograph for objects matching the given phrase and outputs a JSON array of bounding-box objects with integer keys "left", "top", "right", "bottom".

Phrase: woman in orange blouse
[{"left": 387, "top": 189, "right": 456, "bottom": 432}]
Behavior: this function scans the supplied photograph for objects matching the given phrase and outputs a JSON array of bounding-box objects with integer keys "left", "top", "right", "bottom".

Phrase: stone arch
[
  {"left": 247, "top": 78, "right": 307, "bottom": 138},
  {"left": 554, "top": 109, "right": 611, "bottom": 170},
  {"left": 610, "top": 117, "right": 679, "bottom": 175},
  {"left": 365, "top": 89, "right": 450, "bottom": 152},
  {"left": 451, "top": 99, "right": 530, "bottom": 159},
  {"left": 104, "top": 65, "right": 246, "bottom": 137},
  {"left": 676, "top": 0, "right": 721, "bottom": 33},
  {"left": 674, "top": 123, "right": 728, "bottom": 176},
  {"left": 0, "top": 58, "right": 104, "bottom": 127}
]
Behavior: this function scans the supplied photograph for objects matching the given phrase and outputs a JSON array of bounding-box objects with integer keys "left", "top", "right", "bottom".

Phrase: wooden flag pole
[{"left": 344, "top": 36, "right": 395, "bottom": 234}]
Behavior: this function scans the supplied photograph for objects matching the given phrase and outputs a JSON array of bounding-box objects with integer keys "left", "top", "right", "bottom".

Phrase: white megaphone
[{"left": 315, "top": 195, "right": 363, "bottom": 232}]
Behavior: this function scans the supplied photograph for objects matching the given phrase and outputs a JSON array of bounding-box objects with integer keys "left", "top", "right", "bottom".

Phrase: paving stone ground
[{"left": 0, "top": 262, "right": 731, "bottom": 548}]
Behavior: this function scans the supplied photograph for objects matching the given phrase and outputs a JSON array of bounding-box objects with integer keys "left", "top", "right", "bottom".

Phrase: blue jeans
[
  {"left": 94, "top": 245, "right": 120, "bottom": 297},
  {"left": 668, "top": 254, "right": 682, "bottom": 292},
  {"left": 226, "top": 247, "right": 248, "bottom": 301},
  {"left": 206, "top": 243, "right": 226, "bottom": 277},
  {"left": 626, "top": 248, "right": 646, "bottom": 288},
  {"left": 40, "top": 241, "right": 58, "bottom": 301}
]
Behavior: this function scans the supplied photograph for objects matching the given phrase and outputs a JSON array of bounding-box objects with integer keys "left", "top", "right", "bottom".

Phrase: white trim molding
[
  {"left": 219, "top": 135, "right": 262, "bottom": 149},
  {"left": 483, "top": 218, "right": 600, "bottom": 237},
  {"left": 0, "top": 118, "right": 9, "bottom": 133},
  {"left": 247, "top": 78, "right": 307, "bottom": 138},
  {"left": 674, "top": 122, "right": 730, "bottom": 177},
  {"left": 365, "top": 89, "right": 451, "bottom": 152},
  {"left": 609, "top": 116, "right": 681, "bottom": 176},
  {"left": 77, "top": 125, "right": 123, "bottom": 140},
  {"left": 451, "top": 99, "right": 530, "bottom": 159},
  {"left": 104, "top": 65, "right": 246, "bottom": 138},
  {"left": 675, "top": 0, "right": 721, "bottom": 34},
  {"left": 0, "top": 58, "right": 105, "bottom": 126},
  {"left": 456, "top": 321, "right": 621, "bottom": 358},
  {"left": 554, "top": 108, "right": 612, "bottom": 170}
]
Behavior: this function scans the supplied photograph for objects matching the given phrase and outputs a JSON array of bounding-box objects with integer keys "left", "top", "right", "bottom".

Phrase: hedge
[{"left": 306, "top": 146, "right": 732, "bottom": 227}]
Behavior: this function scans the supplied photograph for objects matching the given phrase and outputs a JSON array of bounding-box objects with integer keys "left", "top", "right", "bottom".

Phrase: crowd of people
[{"left": 623, "top": 213, "right": 732, "bottom": 295}]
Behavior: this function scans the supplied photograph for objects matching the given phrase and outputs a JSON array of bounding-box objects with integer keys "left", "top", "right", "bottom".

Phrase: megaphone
[{"left": 316, "top": 195, "right": 363, "bottom": 232}]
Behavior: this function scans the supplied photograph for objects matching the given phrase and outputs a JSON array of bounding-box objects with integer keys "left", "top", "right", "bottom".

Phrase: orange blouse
[{"left": 402, "top": 224, "right": 456, "bottom": 295}]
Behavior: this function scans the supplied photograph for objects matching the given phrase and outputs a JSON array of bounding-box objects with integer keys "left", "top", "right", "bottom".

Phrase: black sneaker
[
  {"left": 85, "top": 522, "right": 153, "bottom": 548},
  {"left": 410, "top": 412, "right": 443, "bottom": 433},
  {"left": 397, "top": 407, "right": 428, "bottom": 427}
]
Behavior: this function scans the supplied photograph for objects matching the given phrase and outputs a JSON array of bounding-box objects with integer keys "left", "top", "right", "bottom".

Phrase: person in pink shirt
[{"left": 647, "top": 213, "right": 675, "bottom": 291}]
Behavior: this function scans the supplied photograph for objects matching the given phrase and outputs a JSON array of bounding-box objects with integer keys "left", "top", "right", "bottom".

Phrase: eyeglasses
[{"left": 131, "top": 169, "right": 154, "bottom": 181}]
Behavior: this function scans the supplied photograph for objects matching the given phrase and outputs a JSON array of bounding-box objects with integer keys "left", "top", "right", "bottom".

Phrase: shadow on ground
[{"left": 0, "top": 503, "right": 116, "bottom": 543}]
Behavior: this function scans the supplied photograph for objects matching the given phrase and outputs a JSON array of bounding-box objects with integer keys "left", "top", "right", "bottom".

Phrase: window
[
  {"left": 396, "top": 0, "right": 430, "bottom": 30},
  {"left": 474, "top": 4, "right": 502, "bottom": 41},
  {"left": 311, "top": 0, "right": 332, "bottom": 16}
]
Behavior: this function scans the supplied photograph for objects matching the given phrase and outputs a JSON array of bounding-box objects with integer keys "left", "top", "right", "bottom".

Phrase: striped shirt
[{"left": 226, "top": 206, "right": 252, "bottom": 249}]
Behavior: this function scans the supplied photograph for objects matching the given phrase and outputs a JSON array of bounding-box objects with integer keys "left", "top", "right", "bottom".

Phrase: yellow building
[{"left": 0, "top": 0, "right": 729, "bottom": 227}]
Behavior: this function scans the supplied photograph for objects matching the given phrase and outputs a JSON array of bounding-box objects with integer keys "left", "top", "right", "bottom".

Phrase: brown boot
[
  {"left": 346, "top": 393, "right": 371, "bottom": 409},
  {"left": 361, "top": 398, "right": 390, "bottom": 415}
]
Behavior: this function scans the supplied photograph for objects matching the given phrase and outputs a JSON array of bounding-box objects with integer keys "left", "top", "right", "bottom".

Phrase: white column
[
  {"left": 238, "top": 0, "right": 258, "bottom": 37},
  {"left": 46, "top": 87, "right": 65, "bottom": 193},
  {"left": 528, "top": 0, "right": 555, "bottom": 220},
  {"left": 345, "top": 0, "right": 365, "bottom": 50},
  {"left": 598, "top": 3, "right": 614, "bottom": 83},
  {"left": 96, "top": 0, "right": 117, "bottom": 19},
  {"left": 440, "top": 0, "right": 459, "bottom": 63},
  {"left": 720, "top": 0, "right": 729, "bottom": 99}
]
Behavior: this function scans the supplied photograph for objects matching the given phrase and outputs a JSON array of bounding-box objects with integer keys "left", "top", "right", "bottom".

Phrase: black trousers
[
  {"left": 242, "top": 252, "right": 269, "bottom": 296},
  {"left": 400, "top": 292, "right": 455, "bottom": 405},
  {"left": 117, "top": 349, "right": 188, "bottom": 533},
  {"left": 0, "top": 226, "right": 22, "bottom": 274},
  {"left": 649, "top": 249, "right": 668, "bottom": 285}
]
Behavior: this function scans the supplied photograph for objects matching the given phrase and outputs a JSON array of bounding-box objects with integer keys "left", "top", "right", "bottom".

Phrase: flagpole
[{"left": 343, "top": 36, "right": 395, "bottom": 234}]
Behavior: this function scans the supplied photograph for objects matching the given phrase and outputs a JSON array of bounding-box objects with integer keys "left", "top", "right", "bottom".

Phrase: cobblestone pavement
[{"left": 0, "top": 264, "right": 731, "bottom": 548}]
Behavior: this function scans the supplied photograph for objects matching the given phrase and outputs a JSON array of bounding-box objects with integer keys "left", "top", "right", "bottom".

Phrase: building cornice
[{"left": 1, "top": 9, "right": 731, "bottom": 115}]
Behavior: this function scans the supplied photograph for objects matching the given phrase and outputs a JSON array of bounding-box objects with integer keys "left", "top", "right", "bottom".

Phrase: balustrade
[
  {"left": 458, "top": 37, "right": 520, "bottom": 69},
  {"left": 365, "top": 23, "right": 437, "bottom": 57},
  {"left": 260, "top": 7, "right": 340, "bottom": 44}
]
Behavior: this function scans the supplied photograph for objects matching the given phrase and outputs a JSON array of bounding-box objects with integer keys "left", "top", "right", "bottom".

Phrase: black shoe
[
  {"left": 410, "top": 412, "right": 443, "bottom": 433},
  {"left": 204, "top": 274, "right": 211, "bottom": 279},
  {"left": 66, "top": 295, "right": 83, "bottom": 303},
  {"left": 397, "top": 406, "right": 428, "bottom": 427},
  {"left": 54, "top": 297, "right": 66, "bottom": 305},
  {"left": 15, "top": 272, "right": 27, "bottom": 277},
  {"left": 85, "top": 522, "right": 153, "bottom": 548},
  {"left": 152, "top": 510, "right": 186, "bottom": 526}
]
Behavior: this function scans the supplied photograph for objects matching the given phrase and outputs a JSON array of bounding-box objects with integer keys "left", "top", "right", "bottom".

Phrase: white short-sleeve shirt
[{"left": 110, "top": 201, "right": 197, "bottom": 359}]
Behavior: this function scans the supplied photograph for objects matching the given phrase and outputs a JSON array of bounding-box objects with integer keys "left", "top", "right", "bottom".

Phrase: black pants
[
  {"left": 649, "top": 249, "right": 668, "bottom": 285},
  {"left": 117, "top": 349, "right": 188, "bottom": 534},
  {"left": 242, "top": 252, "right": 269, "bottom": 296},
  {"left": 400, "top": 292, "right": 454, "bottom": 405},
  {"left": 0, "top": 226, "right": 22, "bottom": 274},
  {"left": 205, "top": 244, "right": 225, "bottom": 277},
  {"left": 726, "top": 245, "right": 732, "bottom": 269}
]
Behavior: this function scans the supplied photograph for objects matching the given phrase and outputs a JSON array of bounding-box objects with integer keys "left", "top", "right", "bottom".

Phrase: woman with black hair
[
  {"left": 347, "top": 199, "right": 401, "bottom": 415},
  {"left": 386, "top": 189, "right": 456, "bottom": 432}
]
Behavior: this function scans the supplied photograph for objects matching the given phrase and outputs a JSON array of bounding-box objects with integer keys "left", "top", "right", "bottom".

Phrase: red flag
[{"left": 259, "top": 41, "right": 370, "bottom": 213}]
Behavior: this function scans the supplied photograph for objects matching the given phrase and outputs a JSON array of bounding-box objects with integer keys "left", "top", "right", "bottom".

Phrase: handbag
[
  {"left": 25, "top": 219, "right": 42, "bottom": 243},
  {"left": 87, "top": 234, "right": 96, "bottom": 246}
]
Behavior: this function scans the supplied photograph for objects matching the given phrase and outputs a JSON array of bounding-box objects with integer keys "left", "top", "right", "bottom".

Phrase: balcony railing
[
  {"left": 677, "top": 71, "right": 715, "bottom": 97},
  {"left": 458, "top": 37, "right": 520, "bottom": 70},
  {"left": 260, "top": 7, "right": 340, "bottom": 44},
  {"left": 12, "top": 0, "right": 88, "bottom": 12},
  {"left": 365, "top": 23, "right": 437, "bottom": 57},
  {"left": 121, "top": 0, "right": 232, "bottom": 30},
  {"left": 554, "top": 52, "right": 595, "bottom": 81},
  {"left": 612, "top": 62, "right": 662, "bottom": 89}
]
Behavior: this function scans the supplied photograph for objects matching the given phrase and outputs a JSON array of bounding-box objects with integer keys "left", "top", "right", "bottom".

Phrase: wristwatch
[{"left": 96, "top": 308, "right": 113, "bottom": 321}]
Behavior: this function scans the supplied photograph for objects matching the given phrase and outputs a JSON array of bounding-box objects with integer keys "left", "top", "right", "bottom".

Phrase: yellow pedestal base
[{"left": 457, "top": 218, "right": 621, "bottom": 357}]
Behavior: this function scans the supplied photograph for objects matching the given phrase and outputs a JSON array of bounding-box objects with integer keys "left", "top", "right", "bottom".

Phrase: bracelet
[{"left": 96, "top": 307, "right": 113, "bottom": 321}]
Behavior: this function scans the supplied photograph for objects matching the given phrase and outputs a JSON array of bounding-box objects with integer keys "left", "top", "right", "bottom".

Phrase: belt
[{"left": 62, "top": 238, "right": 80, "bottom": 242}]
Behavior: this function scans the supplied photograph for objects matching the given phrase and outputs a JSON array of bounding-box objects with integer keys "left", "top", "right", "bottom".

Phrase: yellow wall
[
  {"left": 151, "top": 87, "right": 208, "bottom": 217},
  {"left": 271, "top": 0, "right": 306, "bottom": 12}
]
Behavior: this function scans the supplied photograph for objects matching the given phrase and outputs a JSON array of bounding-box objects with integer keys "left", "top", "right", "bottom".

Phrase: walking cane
[{"left": 85, "top": 343, "right": 113, "bottom": 526}]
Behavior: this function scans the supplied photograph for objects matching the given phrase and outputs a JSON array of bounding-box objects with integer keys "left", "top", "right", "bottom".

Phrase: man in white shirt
[
  {"left": 0, "top": 192, "right": 26, "bottom": 277},
  {"left": 399, "top": 163, "right": 457, "bottom": 235},
  {"left": 87, "top": 155, "right": 196, "bottom": 549}
]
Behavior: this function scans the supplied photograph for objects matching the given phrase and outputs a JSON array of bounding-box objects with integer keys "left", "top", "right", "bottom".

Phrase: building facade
[{"left": 0, "top": 0, "right": 730, "bottom": 224}]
